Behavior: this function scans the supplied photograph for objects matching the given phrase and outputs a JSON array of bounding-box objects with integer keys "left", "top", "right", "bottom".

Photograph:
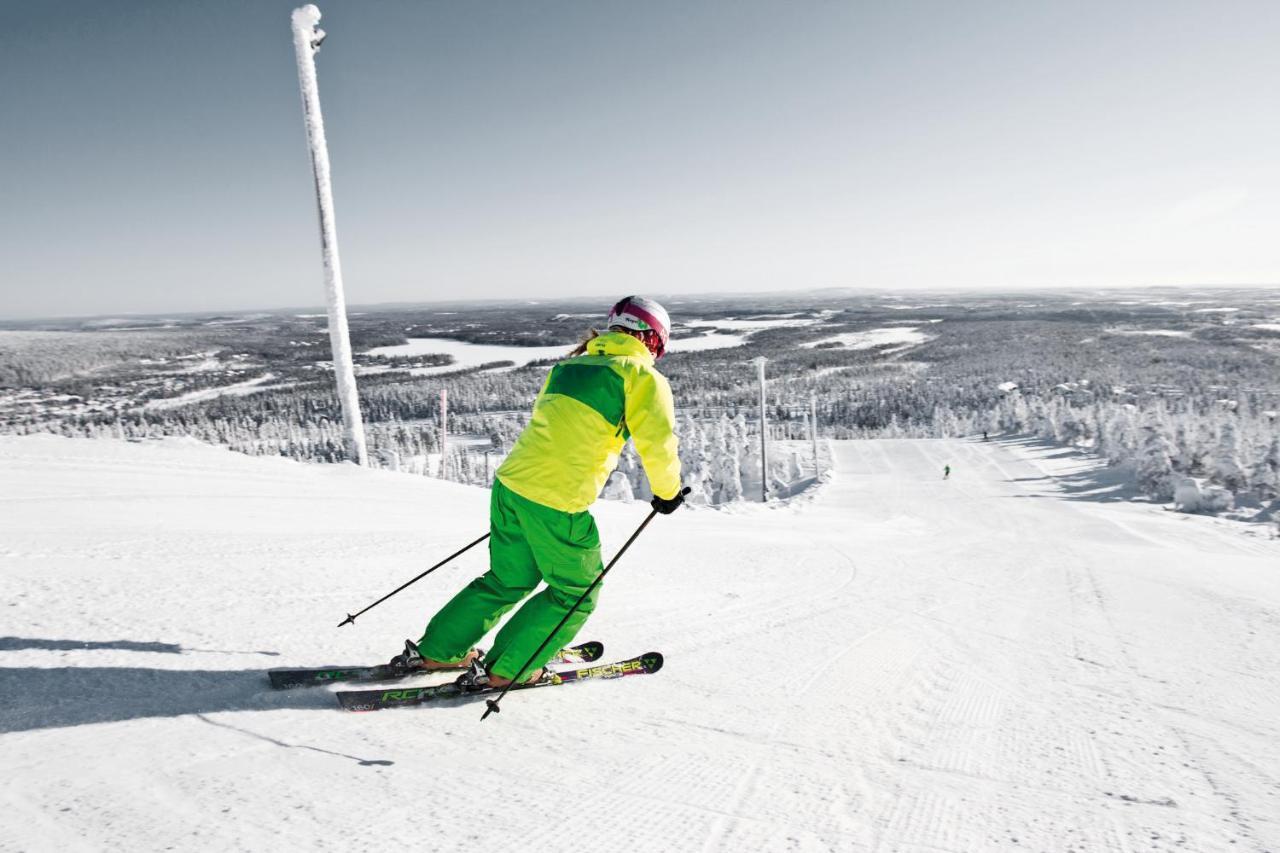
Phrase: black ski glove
[{"left": 650, "top": 489, "right": 686, "bottom": 515}]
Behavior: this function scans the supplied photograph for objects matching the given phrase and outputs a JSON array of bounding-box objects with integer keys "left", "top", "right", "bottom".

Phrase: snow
[
  {"left": 799, "top": 326, "right": 929, "bottom": 351},
  {"left": 2, "top": 434, "right": 1278, "bottom": 851},
  {"left": 1253, "top": 323, "right": 1280, "bottom": 333},
  {"left": 683, "top": 317, "right": 820, "bottom": 331},
  {"left": 201, "top": 315, "right": 274, "bottom": 326},
  {"left": 364, "top": 332, "right": 747, "bottom": 376},
  {"left": 668, "top": 330, "right": 746, "bottom": 351},
  {"left": 364, "top": 337, "right": 572, "bottom": 374},
  {"left": 1173, "top": 477, "right": 1234, "bottom": 513},
  {"left": 1106, "top": 329, "right": 1193, "bottom": 338},
  {"left": 167, "top": 352, "right": 225, "bottom": 373},
  {"left": 143, "top": 373, "right": 280, "bottom": 410}
]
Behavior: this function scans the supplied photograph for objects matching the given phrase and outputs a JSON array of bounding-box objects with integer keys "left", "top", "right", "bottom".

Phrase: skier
[
  {"left": 391, "top": 296, "right": 684, "bottom": 689},
  {"left": 944, "top": 464, "right": 951, "bottom": 480}
]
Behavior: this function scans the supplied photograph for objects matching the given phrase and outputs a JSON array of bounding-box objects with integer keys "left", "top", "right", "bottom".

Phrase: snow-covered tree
[
  {"left": 1208, "top": 420, "right": 1248, "bottom": 492},
  {"left": 712, "top": 448, "right": 743, "bottom": 503},
  {"left": 600, "top": 470, "right": 635, "bottom": 501},
  {"left": 1250, "top": 436, "right": 1280, "bottom": 500},
  {"left": 677, "top": 416, "right": 713, "bottom": 505},
  {"left": 1136, "top": 422, "right": 1177, "bottom": 500}
]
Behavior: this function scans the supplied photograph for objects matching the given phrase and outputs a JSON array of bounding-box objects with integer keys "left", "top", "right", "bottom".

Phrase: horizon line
[{"left": 3, "top": 281, "right": 1280, "bottom": 325}]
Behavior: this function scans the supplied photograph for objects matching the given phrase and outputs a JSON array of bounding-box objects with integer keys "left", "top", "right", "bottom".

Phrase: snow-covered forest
[{"left": 4, "top": 288, "right": 1280, "bottom": 518}]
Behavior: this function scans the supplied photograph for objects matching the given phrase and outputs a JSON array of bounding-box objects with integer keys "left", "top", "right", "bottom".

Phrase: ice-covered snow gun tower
[{"left": 290, "top": 4, "right": 369, "bottom": 466}]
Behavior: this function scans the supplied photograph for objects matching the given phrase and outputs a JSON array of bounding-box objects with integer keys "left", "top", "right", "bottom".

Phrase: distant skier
[
  {"left": 982, "top": 431, "right": 988, "bottom": 441},
  {"left": 390, "top": 296, "right": 684, "bottom": 689},
  {"left": 944, "top": 464, "right": 951, "bottom": 480}
]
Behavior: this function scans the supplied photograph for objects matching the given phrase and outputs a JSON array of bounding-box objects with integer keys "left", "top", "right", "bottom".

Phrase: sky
[{"left": 1, "top": 0, "right": 1278, "bottom": 319}]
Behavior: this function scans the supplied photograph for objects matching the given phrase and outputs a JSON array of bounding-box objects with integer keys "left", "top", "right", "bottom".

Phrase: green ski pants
[{"left": 418, "top": 479, "right": 604, "bottom": 680}]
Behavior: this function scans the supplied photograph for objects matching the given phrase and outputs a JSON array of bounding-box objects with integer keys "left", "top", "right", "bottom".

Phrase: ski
[
  {"left": 268, "top": 640, "right": 604, "bottom": 690},
  {"left": 336, "top": 651, "right": 663, "bottom": 712}
]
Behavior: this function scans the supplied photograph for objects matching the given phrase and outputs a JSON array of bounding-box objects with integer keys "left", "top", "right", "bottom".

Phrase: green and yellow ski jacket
[{"left": 495, "top": 331, "right": 681, "bottom": 513}]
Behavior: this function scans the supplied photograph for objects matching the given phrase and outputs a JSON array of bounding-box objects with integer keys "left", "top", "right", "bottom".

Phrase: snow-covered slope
[{"left": 2, "top": 435, "right": 1278, "bottom": 852}]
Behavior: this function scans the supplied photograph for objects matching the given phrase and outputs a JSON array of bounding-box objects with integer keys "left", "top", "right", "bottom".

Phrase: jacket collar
[{"left": 585, "top": 331, "right": 654, "bottom": 364}]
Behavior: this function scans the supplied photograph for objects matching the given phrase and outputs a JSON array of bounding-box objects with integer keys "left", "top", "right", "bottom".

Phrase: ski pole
[
  {"left": 481, "top": 487, "right": 689, "bottom": 720},
  {"left": 337, "top": 532, "right": 490, "bottom": 627}
]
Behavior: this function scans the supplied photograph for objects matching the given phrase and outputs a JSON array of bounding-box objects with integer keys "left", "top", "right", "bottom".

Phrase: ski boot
[
  {"left": 387, "top": 639, "right": 478, "bottom": 675},
  {"left": 456, "top": 658, "right": 551, "bottom": 691},
  {"left": 454, "top": 657, "right": 492, "bottom": 692}
]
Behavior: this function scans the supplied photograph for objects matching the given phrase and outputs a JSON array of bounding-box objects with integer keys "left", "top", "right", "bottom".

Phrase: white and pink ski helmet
[{"left": 607, "top": 295, "right": 671, "bottom": 358}]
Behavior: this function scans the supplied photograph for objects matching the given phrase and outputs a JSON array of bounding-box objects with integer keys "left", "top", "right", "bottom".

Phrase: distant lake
[{"left": 364, "top": 332, "right": 745, "bottom": 375}]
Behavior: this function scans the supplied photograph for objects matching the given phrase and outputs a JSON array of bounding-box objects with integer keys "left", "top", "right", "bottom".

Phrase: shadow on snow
[
  {"left": 983, "top": 434, "right": 1145, "bottom": 504},
  {"left": 0, "top": 665, "right": 331, "bottom": 734},
  {"left": 0, "top": 636, "right": 280, "bottom": 656}
]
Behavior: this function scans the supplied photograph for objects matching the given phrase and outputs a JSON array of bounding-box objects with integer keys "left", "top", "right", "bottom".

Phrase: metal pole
[
  {"left": 291, "top": 5, "right": 368, "bottom": 466},
  {"left": 810, "top": 391, "right": 819, "bottom": 475},
  {"left": 439, "top": 388, "right": 448, "bottom": 480},
  {"left": 755, "top": 357, "right": 768, "bottom": 501}
]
